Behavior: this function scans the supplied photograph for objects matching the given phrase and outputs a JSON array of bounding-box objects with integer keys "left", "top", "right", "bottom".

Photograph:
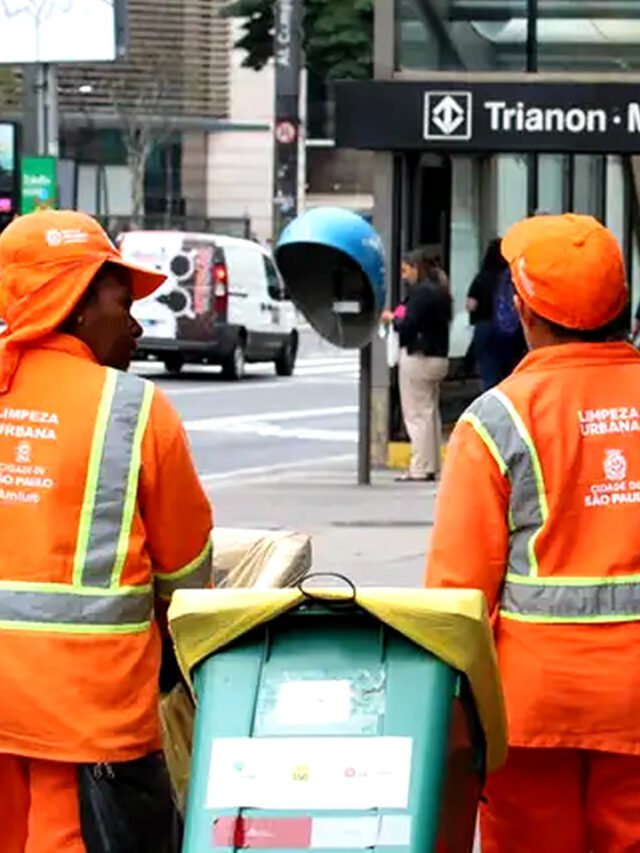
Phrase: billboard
[
  {"left": 0, "top": 0, "right": 119, "bottom": 64},
  {"left": 0, "top": 123, "right": 16, "bottom": 213},
  {"left": 21, "top": 156, "right": 57, "bottom": 214}
]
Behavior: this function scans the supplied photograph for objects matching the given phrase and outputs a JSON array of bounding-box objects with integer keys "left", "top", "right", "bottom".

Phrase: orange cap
[
  {"left": 0, "top": 210, "right": 166, "bottom": 393},
  {"left": 501, "top": 213, "right": 627, "bottom": 331}
]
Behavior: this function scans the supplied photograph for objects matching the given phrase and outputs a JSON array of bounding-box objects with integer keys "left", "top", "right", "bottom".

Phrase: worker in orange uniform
[
  {"left": 0, "top": 210, "right": 213, "bottom": 853},
  {"left": 425, "top": 213, "right": 640, "bottom": 853}
]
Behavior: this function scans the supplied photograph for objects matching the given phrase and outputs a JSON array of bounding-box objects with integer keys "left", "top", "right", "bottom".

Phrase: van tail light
[{"left": 213, "top": 262, "right": 228, "bottom": 319}]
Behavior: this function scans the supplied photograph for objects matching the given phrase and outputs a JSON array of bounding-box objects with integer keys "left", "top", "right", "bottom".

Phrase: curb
[{"left": 386, "top": 442, "right": 448, "bottom": 470}]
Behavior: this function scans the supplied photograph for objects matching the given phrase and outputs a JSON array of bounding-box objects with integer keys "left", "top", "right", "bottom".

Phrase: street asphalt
[
  {"left": 133, "top": 328, "right": 435, "bottom": 588},
  {"left": 135, "top": 328, "right": 359, "bottom": 481}
]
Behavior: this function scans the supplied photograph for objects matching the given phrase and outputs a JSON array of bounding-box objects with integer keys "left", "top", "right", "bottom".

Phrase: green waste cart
[
  {"left": 160, "top": 527, "right": 312, "bottom": 814},
  {"left": 169, "top": 584, "right": 507, "bottom": 853}
]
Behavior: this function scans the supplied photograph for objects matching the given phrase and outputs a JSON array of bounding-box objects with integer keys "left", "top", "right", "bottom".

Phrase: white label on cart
[
  {"left": 274, "top": 679, "right": 352, "bottom": 726},
  {"left": 310, "top": 816, "right": 412, "bottom": 848},
  {"left": 206, "top": 736, "right": 413, "bottom": 810}
]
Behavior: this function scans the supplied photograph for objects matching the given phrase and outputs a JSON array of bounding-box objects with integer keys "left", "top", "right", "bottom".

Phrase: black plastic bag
[{"left": 77, "top": 752, "right": 183, "bottom": 853}]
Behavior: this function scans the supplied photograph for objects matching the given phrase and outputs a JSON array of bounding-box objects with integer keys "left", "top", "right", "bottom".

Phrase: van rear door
[{"left": 122, "top": 232, "right": 224, "bottom": 345}]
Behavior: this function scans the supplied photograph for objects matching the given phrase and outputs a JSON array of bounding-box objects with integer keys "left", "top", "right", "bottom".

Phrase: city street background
[{"left": 135, "top": 327, "right": 436, "bottom": 589}]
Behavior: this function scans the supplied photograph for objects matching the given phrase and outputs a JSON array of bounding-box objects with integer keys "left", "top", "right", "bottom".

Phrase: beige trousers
[{"left": 398, "top": 350, "right": 449, "bottom": 477}]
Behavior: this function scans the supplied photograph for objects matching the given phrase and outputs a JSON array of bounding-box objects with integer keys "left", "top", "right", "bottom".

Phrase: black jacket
[
  {"left": 467, "top": 269, "right": 500, "bottom": 325},
  {"left": 394, "top": 279, "right": 452, "bottom": 358}
]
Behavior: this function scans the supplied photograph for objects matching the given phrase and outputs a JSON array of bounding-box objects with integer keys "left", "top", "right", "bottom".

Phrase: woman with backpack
[
  {"left": 467, "top": 238, "right": 527, "bottom": 391},
  {"left": 382, "top": 249, "right": 453, "bottom": 482}
]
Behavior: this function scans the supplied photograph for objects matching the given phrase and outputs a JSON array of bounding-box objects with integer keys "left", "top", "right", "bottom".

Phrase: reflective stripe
[
  {"left": 155, "top": 539, "right": 213, "bottom": 600},
  {"left": 0, "top": 370, "right": 155, "bottom": 634},
  {"left": 502, "top": 576, "right": 640, "bottom": 623},
  {"left": 72, "top": 369, "right": 117, "bottom": 587},
  {"left": 0, "top": 584, "right": 153, "bottom": 632},
  {"left": 464, "top": 390, "right": 549, "bottom": 577},
  {"left": 75, "top": 371, "right": 153, "bottom": 588},
  {"left": 466, "top": 389, "right": 640, "bottom": 624}
]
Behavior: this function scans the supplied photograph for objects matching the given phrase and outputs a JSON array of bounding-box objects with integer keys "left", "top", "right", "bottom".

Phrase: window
[
  {"left": 224, "top": 246, "right": 265, "bottom": 296},
  {"left": 264, "top": 256, "right": 286, "bottom": 301}
]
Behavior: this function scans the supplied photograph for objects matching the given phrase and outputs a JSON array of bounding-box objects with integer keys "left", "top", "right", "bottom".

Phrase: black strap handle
[{"left": 297, "top": 572, "right": 357, "bottom": 610}]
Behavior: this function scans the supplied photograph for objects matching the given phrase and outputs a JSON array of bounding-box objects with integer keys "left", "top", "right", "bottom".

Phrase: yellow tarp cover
[{"left": 168, "top": 587, "right": 508, "bottom": 771}]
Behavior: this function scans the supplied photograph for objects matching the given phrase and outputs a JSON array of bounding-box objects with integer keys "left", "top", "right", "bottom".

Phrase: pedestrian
[
  {"left": 382, "top": 248, "right": 452, "bottom": 482},
  {"left": 0, "top": 210, "right": 214, "bottom": 853},
  {"left": 466, "top": 238, "right": 526, "bottom": 390},
  {"left": 425, "top": 213, "right": 639, "bottom": 852}
]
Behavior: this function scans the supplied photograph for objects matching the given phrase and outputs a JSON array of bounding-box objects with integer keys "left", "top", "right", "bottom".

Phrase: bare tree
[{"left": 99, "top": 48, "right": 185, "bottom": 226}]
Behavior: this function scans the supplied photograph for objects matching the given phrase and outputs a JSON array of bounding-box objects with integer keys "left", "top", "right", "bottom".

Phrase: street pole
[
  {"left": 272, "top": 0, "right": 303, "bottom": 241},
  {"left": 526, "top": 0, "right": 539, "bottom": 215},
  {"left": 42, "top": 64, "right": 59, "bottom": 158},
  {"left": 21, "top": 66, "right": 39, "bottom": 158},
  {"left": 358, "top": 344, "right": 372, "bottom": 485},
  {"left": 21, "top": 64, "right": 59, "bottom": 181}
]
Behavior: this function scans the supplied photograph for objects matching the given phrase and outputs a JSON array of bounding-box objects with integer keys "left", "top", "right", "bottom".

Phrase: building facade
[
  {"left": 336, "top": 0, "right": 640, "bottom": 466},
  {"left": 0, "top": 0, "right": 236, "bottom": 229}
]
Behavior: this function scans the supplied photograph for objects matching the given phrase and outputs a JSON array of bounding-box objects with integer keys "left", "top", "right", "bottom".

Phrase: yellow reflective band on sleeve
[{"left": 155, "top": 538, "right": 213, "bottom": 600}]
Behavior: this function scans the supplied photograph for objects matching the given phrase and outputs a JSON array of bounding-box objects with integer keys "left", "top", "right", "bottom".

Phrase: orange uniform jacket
[
  {"left": 0, "top": 334, "right": 213, "bottom": 763},
  {"left": 426, "top": 342, "right": 640, "bottom": 756}
]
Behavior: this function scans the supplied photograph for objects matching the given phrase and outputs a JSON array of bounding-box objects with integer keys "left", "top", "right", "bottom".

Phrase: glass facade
[
  {"left": 390, "top": 0, "right": 640, "bottom": 358},
  {"left": 396, "top": 0, "right": 640, "bottom": 75}
]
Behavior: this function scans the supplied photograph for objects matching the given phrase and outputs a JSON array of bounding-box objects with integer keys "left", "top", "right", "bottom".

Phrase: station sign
[{"left": 335, "top": 80, "right": 640, "bottom": 154}]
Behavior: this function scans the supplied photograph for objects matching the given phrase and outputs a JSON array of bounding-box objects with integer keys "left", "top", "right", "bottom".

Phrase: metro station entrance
[
  {"left": 400, "top": 153, "right": 452, "bottom": 267},
  {"left": 336, "top": 78, "right": 640, "bottom": 446}
]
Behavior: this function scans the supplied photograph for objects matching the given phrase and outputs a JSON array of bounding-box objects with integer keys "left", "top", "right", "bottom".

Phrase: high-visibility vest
[
  {"left": 463, "top": 387, "right": 640, "bottom": 624},
  {"left": 0, "top": 368, "right": 211, "bottom": 633},
  {"left": 0, "top": 337, "right": 213, "bottom": 762}
]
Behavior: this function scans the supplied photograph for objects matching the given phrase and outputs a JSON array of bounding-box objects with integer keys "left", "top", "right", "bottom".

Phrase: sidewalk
[{"left": 207, "top": 460, "right": 437, "bottom": 588}]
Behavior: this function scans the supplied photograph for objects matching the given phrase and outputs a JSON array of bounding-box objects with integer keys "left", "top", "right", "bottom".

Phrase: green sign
[{"left": 21, "top": 156, "right": 58, "bottom": 215}]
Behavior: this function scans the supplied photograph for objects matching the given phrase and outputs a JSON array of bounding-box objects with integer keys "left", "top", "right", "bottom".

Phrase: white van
[{"left": 117, "top": 230, "right": 299, "bottom": 380}]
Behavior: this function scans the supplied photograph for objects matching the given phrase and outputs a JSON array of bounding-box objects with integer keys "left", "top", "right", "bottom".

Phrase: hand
[{"left": 380, "top": 309, "right": 394, "bottom": 324}]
